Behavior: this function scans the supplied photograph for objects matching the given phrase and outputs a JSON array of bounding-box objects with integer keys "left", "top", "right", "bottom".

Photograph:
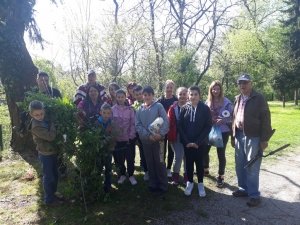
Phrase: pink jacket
[{"left": 112, "top": 104, "right": 136, "bottom": 142}]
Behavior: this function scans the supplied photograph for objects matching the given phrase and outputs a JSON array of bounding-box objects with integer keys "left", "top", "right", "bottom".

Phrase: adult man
[
  {"left": 36, "top": 72, "right": 62, "bottom": 98},
  {"left": 231, "top": 73, "right": 273, "bottom": 207},
  {"left": 73, "top": 70, "right": 107, "bottom": 106}
]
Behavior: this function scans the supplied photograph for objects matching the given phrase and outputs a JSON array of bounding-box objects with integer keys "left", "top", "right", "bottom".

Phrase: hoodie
[
  {"left": 178, "top": 101, "right": 212, "bottom": 146},
  {"left": 135, "top": 101, "right": 169, "bottom": 142}
]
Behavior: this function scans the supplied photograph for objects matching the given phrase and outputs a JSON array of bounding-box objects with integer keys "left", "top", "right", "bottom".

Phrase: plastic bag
[
  {"left": 209, "top": 125, "right": 223, "bottom": 148},
  {"left": 148, "top": 117, "right": 164, "bottom": 134}
]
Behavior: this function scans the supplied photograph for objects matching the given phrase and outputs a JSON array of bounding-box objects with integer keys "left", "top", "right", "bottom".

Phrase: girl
[
  {"left": 158, "top": 80, "right": 177, "bottom": 177},
  {"left": 204, "top": 80, "right": 233, "bottom": 187},
  {"left": 108, "top": 82, "right": 120, "bottom": 106},
  {"left": 178, "top": 86, "right": 212, "bottom": 197},
  {"left": 167, "top": 87, "right": 188, "bottom": 185},
  {"left": 126, "top": 82, "right": 137, "bottom": 105},
  {"left": 112, "top": 89, "right": 137, "bottom": 185}
]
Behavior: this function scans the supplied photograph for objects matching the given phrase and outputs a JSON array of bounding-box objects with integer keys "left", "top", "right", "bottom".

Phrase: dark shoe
[
  {"left": 171, "top": 173, "right": 179, "bottom": 186},
  {"left": 247, "top": 198, "right": 261, "bottom": 207},
  {"left": 54, "top": 192, "right": 65, "bottom": 201},
  {"left": 232, "top": 190, "right": 248, "bottom": 197},
  {"left": 45, "top": 198, "right": 64, "bottom": 207},
  {"left": 216, "top": 176, "right": 224, "bottom": 188}
]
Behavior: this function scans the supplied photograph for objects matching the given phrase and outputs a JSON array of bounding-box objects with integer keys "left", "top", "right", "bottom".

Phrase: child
[
  {"left": 132, "top": 85, "right": 149, "bottom": 180},
  {"left": 135, "top": 86, "right": 169, "bottom": 193},
  {"left": 108, "top": 82, "right": 120, "bottom": 106},
  {"left": 167, "top": 87, "right": 188, "bottom": 185},
  {"left": 112, "top": 89, "right": 137, "bottom": 185},
  {"left": 126, "top": 82, "right": 137, "bottom": 105},
  {"left": 178, "top": 86, "right": 212, "bottom": 197},
  {"left": 96, "top": 103, "right": 116, "bottom": 193},
  {"left": 29, "top": 100, "right": 62, "bottom": 206},
  {"left": 158, "top": 80, "right": 177, "bottom": 177}
]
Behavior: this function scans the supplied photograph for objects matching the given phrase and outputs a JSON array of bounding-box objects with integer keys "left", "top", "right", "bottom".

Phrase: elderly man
[
  {"left": 231, "top": 73, "right": 273, "bottom": 207},
  {"left": 73, "top": 70, "right": 107, "bottom": 106}
]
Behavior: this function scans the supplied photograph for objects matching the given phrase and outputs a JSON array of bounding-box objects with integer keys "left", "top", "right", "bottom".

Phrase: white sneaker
[
  {"left": 198, "top": 183, "right": 206, "bottom": 197},
  {"left": 118, "top": 175, "right": 126, "bottom": 184},
  {"left": 184, "top": 181, "right": 194, "bottom": 196},
  {"left": 129, "top": 176, "right": 137, "bottom": 185},
  {"left": 143, "top": 172, "right": 149, "bottom": 181},
  {"left": 167, "top": 169, "right": 172, "bottom": 178}
]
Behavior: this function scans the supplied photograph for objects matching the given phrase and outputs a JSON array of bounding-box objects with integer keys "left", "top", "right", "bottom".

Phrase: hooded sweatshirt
[
  {"left": 178, "top": 101, "right": 212, "bottom": 146},
  {"left": 135, "top": 101, "right": 169, "bottom": 142},
  {"left": 112, "top": 104, "right": 136, "bottom": 142}
]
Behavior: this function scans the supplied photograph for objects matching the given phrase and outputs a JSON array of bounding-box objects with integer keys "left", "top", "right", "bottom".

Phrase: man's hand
[{"left": 260, "top": 141, "right": 268, "bottom": 151}]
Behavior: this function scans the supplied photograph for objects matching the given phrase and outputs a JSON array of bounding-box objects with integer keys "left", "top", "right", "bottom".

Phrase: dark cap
[
  {"left": 87, "top": 70, "right": 96, "bottom": 76},
  {"left": 237, "top": 73, "right": 251, "bottom": 82}
]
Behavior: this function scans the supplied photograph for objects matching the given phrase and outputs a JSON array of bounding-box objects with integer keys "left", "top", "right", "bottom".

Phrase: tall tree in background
[
  {"left": 0, "top": 0, "right": 44, "bottom": 151},
  {"left": 281, "top": 0, "right": 300, "bottom": 105}
]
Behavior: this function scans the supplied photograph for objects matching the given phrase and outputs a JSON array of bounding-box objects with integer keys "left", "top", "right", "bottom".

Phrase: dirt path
[{"left": 154, "top": 151, "right": 300, "bottom": 225}]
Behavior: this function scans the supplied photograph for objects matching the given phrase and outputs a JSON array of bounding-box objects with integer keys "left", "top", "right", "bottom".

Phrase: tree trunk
[
  {"left": 149, "top": 0, "right": 163, "bottom": 92},
  {"left": 294, "top": 89, "right": 299, "bottom": 106},
  {"left": 0, "top": 3, "right": 37, "bottom": 152},
  {"left": 282, "top": 94, "right": 286, "bottom": 108}
]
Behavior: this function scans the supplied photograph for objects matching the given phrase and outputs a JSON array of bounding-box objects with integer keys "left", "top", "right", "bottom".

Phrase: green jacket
[{"left": 30, "top": 119, "right": 57, "bottom": 155}]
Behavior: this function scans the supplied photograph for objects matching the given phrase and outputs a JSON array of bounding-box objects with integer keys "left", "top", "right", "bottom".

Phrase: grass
[{"left": 0, "top": 101, "right": 300, "bottom": 224}]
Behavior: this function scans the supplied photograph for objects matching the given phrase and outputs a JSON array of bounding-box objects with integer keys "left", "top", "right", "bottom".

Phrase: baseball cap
[
  {"left": 87, "top": 70, "right": 96, "bottom": 76},
  {"left": 237, "top": 73, "right": 251, "bottom": 83}
]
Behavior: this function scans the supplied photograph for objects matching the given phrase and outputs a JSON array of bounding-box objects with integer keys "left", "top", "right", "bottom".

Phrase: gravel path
[{"left": 153, "top": 151, "right": 300, "bottom": 225}]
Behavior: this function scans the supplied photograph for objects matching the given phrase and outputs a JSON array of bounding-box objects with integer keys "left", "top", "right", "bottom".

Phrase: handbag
[{"left": 208, "top": 125, "right": 223, "bottom": 148}]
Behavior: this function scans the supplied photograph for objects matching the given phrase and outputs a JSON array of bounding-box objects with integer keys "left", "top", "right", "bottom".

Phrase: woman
[
  {"left": 204, "top": 80, "right": 233, "bottom": 188},
  {"left": 77, "top": 84, "right": 104, "bottom": 122},
  {"left": 158, "top": 80, "right": 177, "bottom": 178},
  {"left": 178, "top": 86, "right": 212, "bottom": 197}
]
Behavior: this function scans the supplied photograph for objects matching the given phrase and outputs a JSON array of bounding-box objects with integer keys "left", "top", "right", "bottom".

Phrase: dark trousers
[
  {"left": 143, "top": 141, "right": 168, "bottom": 191},
  {"left": 203, "top": 132, "right": 230, "bottom": 175},
  {"left": 184, "top": 146, "right": 205, "bottom": 183},
  {"left": 113, "top": 141, "right": 135, "bottom": 177},
  {"left": 96, "top": 153, "right": 112, "bottom": 192},
  {"left": 163, "top": 136, "right": 174, "bottom": 170},
  {"left": 136, "top": 136, "right": 148, "bottom": 172},
  {"left": 38, "top": 153, "right": 58, "bottom": 204}
]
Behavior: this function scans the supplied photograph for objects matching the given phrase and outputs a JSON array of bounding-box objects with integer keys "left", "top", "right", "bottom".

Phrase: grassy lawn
[{"left": 0, "top": 101, "right": 299, "bottom": 225}]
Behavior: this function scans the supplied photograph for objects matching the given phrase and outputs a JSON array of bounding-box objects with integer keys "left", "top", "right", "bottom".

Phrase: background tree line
[{"left": 0, "top": 0, "right": 299, "bottom": 151}]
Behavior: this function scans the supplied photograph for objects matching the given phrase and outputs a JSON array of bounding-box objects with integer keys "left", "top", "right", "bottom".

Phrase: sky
[{"left": 25, "top": 0, "right": 116, "bottom": 67}]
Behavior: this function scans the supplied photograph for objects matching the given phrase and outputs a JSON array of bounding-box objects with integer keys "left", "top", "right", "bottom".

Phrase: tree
[
  {"left": 0, "top": 0, "right": 46, "bottom": 151},
  {"left": 281, "top": 0, "right": 300, "bottom": 105}
]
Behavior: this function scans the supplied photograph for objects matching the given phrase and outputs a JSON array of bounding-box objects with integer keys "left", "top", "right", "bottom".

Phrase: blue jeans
[
  {"left": 235, "top": 130, "right": 261, "bottom": 198},
  {"left": 38, "top": 154, "right": 58, "bottom": 204}
]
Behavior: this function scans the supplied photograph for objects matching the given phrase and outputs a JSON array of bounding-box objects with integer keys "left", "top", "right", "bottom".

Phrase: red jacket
[{"left": 167, "top": 101, "right": 179, "bottom": 142}]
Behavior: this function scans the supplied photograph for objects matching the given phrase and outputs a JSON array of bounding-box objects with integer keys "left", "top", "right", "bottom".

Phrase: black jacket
[{"left": 178, "top": 101, "right": 212, "bottom": 146}]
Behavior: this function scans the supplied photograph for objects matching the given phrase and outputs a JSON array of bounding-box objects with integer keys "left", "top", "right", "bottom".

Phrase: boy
[
  {"left": 97, "top": 103, "right": 115, "bottom": 193},
  {"left": 135, "top": 86, "right": 169, "bottom": 193},
  {"left": 29, "top": 100, "right": 62, "bottom": 206},
  {"left": 132, "top": 85, "right": 148, "bottom": 180},
  {"left": 178, "top": 86, "right": 212, "bottom": 197}
]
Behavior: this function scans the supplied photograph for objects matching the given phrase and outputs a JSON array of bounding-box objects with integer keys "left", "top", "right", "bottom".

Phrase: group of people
[{"left": 28, "top": 70, "right": 272, "bottom": 208}]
